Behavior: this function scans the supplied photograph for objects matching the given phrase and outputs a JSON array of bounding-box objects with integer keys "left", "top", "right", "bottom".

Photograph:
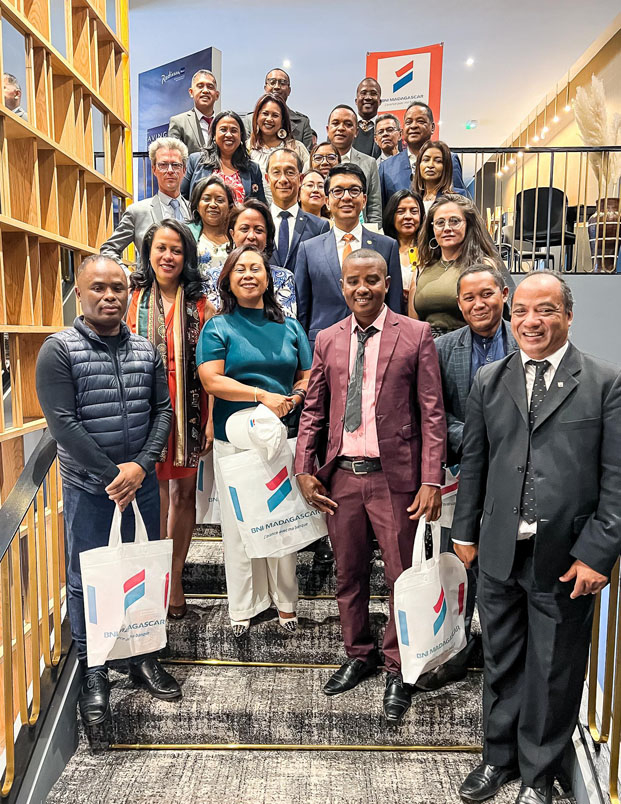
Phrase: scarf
[{"left": 136, "top": 284, "right": 202, "bottom": 468}]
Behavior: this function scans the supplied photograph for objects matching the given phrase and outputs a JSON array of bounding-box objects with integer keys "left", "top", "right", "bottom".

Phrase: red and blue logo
[
  {"left": 266, "top": 466, "right": 292, "bottom": 512},
  {"left": 433, "top": 587, "right": 447, "bottom": 635},
  {"left": 124, "top": 569, "right": 145, "bottom": 612},
  {"left": 393, "top": 60, "right": 414, "bottom": 93}
]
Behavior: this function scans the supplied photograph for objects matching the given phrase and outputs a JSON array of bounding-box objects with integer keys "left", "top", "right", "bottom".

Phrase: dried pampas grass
[{"left": 573, "top": 75, "right": 621, "bottom": 193}]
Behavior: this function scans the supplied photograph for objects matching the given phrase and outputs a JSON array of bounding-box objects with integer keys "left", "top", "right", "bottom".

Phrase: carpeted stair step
[
  {"left": 110, "top": 665, "right": 484, "bottom": 747},
  {"left": 46, "top": 740, "right": 574, "bottom": 804},
  {"left": 166, "top": 597, "right": 388, "bottom": 664},
  {"left": 183, "top": 540, "right": 390, "bottom": 596}
]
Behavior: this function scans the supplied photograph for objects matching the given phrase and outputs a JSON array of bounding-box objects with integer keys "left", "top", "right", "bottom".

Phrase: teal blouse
[{"left": 196, "top": 306, "right": 312, "bottom": 441}]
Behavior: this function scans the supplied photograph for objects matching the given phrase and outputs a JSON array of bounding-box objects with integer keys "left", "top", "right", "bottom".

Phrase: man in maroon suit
[{"left": 295, "top": 249, "right": 446, "bottom": 724}]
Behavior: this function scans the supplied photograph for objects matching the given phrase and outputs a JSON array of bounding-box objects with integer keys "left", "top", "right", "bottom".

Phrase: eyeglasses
[
  {"left": 433, "top": 217, "right": 465, "bottom": 230},
  {"left": 156, "top": 162, "right": 184, "bottom": 173},
  {"left": 312, "top": 154, "right": 338, "bottom": 164},
  {"left": 301, "top": 182, "right": 324, "bottom": 191},
  {"left": 266, "top": 78, "right": 290, "bottom": 88},
  {"left": 376, "top": 126, "right": 399, "bottom": 135},
  {"left": 329, "top": 187, "right": 363, "bottom": 199}
]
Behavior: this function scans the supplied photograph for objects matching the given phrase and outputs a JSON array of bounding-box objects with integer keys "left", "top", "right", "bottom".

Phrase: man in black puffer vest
[{"left": 36, "top": 254, "right": 181, "bottom": 746}]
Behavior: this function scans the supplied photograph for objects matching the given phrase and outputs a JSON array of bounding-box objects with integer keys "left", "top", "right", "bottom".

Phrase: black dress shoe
[
  {"left": 79, "top": 667, "right": 110, "bottom": 726},
  {"left": 515, "top": 784, "right": 552, "bottom": 804},
  {"left": 129, "top": 656, "right": 182, "bottom": 700},
  {"left": 323, "top": 655, "right": 379, "bottom": 695},
  {"left": 383, "top": 673, "right": 413, "bottom": 724},
  {"left": 416, "top": 661, "right": 467, "bottom": 692},
  {"left": 314, "top": 537, "right": 334, "bottom": 564},
  {"left": 459, "top": 762, "right": 520, "bottom": 802}
]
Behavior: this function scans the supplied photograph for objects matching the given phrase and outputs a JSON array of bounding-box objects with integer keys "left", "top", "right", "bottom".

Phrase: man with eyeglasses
[
  {"left": 168, "top": 69, "right": 220, "bottom": 155},
  {"left": 374, "top": 114, "right": 402, "bottom": 164},
  {"left": 326, "top": 105, "right": 382, "bottom": 226},
  {"left": 243, "top": 68, "right": 312, "bottom": 151},
  {"left": 295, "top": 163, "right": 401, "bottom": 350},
  {"left": 266, "top": 149, "right": 329, "bottom": 272},
  {"left": 101, "top": 137, "right": 191, "bottom": 261},
  {"left": 352, "top": 78, "right": 382, "bottom": 158},
  {"left": 379, "top": 101, "right": 467, "bottom": 207}
]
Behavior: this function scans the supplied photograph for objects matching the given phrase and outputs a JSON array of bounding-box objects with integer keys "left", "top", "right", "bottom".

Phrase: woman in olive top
[
  {"left": 197, "top": 245, "right": 312, "bottom": 637},
  {"left": 409, "top": 194, "right": 514, "bottom": 337}
]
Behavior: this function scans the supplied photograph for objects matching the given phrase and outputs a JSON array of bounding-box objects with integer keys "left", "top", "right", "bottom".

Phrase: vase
[{"left": 587, "top": 198, "right": 621, "bottom": 273}]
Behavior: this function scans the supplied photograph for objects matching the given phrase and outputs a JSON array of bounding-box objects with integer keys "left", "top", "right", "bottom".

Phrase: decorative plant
[{"left": 573, "top": 75, "right": 621, "bottom": 195}]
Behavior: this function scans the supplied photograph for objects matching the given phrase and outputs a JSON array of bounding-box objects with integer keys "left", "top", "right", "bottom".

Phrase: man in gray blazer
[
  {"left": 242, "top": 69, "right": 313, "bottom": 151},
  {"left": 417, "top": 264, "right": 517, "bottom": 695},
  {"left": 101, "top": 137, "right": 191, "bottom": 261},
  {"left": 168, "top": 69, "right": 219, "bottom": 155},
  {"left": 452, "top": 271, "right": 621, "bottom": 804},
  {"left": 326, "top": 105, "right": 382, "bottom": 226}
]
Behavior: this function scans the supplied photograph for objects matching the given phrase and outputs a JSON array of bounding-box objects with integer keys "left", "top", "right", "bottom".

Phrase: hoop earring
[{"left": 429, "top": 237, "right": 439, "bottom": 250}]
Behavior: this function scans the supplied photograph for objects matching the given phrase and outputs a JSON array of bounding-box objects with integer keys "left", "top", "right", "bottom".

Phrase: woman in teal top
[{"left": 197, "top": 245, "right": 311, "bottom": 637}]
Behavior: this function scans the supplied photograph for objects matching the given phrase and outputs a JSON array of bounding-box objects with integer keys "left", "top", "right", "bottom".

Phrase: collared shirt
[
  {"left": 157, "top": 191, "right": 190, "bottom": 220},
  {"left": 340, "top": 150, "right": 352, "bottom": 164},
  {"left": 357, "top": 116, "right": 377, "bottom": 130},
  {"left": 333, "top": 222, "right": 363, "bottom": 267},
  {"left": 340, "top": 305, "right": 388, "bottom": 459},
  {"left": 408, "top": 149, "right": 417, "bottom": 175},
  {"left": 470, "top": 324, "right": 507, "bottom": 383},
  {"left": 377, "top": 151, "right": 394, "bottom": 164},
  {"left": 271, "top": 202, "right": 299, "bottom": 250},
  {"left": 194, "top": 107, "right": 213, "bottom": 141}
]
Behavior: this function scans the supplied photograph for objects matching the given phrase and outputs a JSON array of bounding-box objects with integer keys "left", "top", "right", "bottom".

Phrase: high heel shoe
[
  {"left": 230, "top": 619, "right": 250, "bottom": 637},
  {"left": 167, "top": 601, "right": 187, "bottom": 620},
  {"left": 278, "top": 613, "right": 298, "bottom": 633}
]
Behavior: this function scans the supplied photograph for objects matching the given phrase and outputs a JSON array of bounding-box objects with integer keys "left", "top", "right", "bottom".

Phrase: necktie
[
  {"left": 344, "top": 326, "right": 378, "bottom": 433},
  {"left": 169, "top": 198, "right": 184, "bottom": 222},
  {"left": 342, "top": 232, "right": 355, "bottom": 261},
  {"left": 519, "top": 359, "right": 551, "bottom": 525},
  {"left": 278, "top": 210, "right": 291, "bottom": 265},
  {"left": 202, "top": 116, "right": 213, "bottom": 127}
]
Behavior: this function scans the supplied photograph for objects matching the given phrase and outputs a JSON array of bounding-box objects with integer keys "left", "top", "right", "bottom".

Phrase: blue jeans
[{"left": 63, "top": 473, "right": 161, "bottom": 663}]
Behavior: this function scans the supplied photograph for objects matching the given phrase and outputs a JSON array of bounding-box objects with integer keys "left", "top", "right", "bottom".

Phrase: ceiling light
[
  {"left": 517, "top": 151, "right": 523, "bottom": 158},
  {"left": 552, "top": 115, "right": 559, "bottom": 123},
  {"left": 542, "top": 126, "right": 549, "bottom": 134},
  {"left": 524, "top": 143, "right": 530, "bottom": 149},
  {"left": 465, "top": 119, "right": 478, "bottom": 130},
  {"left": 532, "top": 134, "right": 540, "bottom": 142},
  {"left": 502, "top": 165, "right": 509, "bottom": 172},
  {"left": 509, "top": 157, "right": 516, "bottom": 165},
  {"left": 564, "top": 104, "right": 571, "bottom": 112},
  {"left": 496, "top": 171, "right": 503, "bottom": 178},
  {"left": 466, "top": 58, "right": 475, "bottom": 67},
  {"left": 282, "top": 59, "right": 291, "bottom": 69}
]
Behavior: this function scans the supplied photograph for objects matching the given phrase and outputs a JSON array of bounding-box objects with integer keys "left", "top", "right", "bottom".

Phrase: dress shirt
[
  {"left": 271, "top": 202, "right": 299, "bottom": 250},
  {"left": 470, "top": 324, "right": 507, "bottom": 383},
  {"left": 357, "top": 116, "right": 377, "bottom": 130},
  {"left": 333, "top": 223, "right": 363, "bottom": 268},
  {"left": 194, "top": 107, "right": 213, "bottom": 141},
  {"left": 408, "top": 149, "right": 417, "bottom": 175},
  {"left": 340, "top": 305, "right": 387, "bottom": 458},
  {"left": 158, "top": 191, "right": 189, "bottom": 220},
  {"left": 377, "top": 151, "right": 395, "bottom": 164},
  {"left": 340, "top": 150, "right": 351, "bottom": 164}
]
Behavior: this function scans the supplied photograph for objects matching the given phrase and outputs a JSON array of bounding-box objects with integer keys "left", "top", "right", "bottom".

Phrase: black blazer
[
  {"left": 180, "top": 154, "right": 267, "bottom": 204},
  {"left": 269, "top": 209, "right": 330, "bottom": 272},
  {"left": 451, "top": 342, "right": 621, "bottom": 589}
]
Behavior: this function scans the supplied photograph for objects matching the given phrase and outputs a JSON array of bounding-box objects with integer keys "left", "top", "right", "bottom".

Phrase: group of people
[{"left": 34, "top": 65, "right": 621, "bottom": 804}]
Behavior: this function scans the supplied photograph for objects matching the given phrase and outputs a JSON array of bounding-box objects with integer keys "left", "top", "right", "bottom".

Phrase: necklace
[{"left": 439, "top": 258, "right": 456, "bottom": 272}]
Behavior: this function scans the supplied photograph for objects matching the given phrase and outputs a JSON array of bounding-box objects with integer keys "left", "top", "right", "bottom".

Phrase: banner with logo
[
  {"left": 366, "top": 43, "right": 443, "bottom": 129},
  {"left": 217, "top": 439, "right": 327, "bottom": 559}
]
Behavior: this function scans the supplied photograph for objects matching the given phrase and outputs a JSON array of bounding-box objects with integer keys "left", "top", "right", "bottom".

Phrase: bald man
[{"left": 36, "top": 255, "right": 179, "bottom": 747}]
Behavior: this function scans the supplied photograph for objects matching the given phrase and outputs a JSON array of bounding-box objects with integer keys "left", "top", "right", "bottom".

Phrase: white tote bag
[
  {"left": 217, "top": 438, "right": 328, "bottom": 559},
  {"left": 79, "top": 501, "right": 172, "bottom": 667},
  {"left": 438, "top": 465, "right": 460, "bottom": 528},
  {"left": 196, "top": 452, "right": 221, "bottom": 525},
  {"left": 394, "top": 516, "right": 468, "bottom": 685}
]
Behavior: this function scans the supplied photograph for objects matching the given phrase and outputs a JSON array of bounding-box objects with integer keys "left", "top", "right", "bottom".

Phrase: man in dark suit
[
  {"left": 255, "top": 68, "right": 312, "bottom": 150},
  {"left": 452, "top": 271, "right": 621, "bottom": 804},
  {"left": 352, "top": 78, "right": 381, "bottom": 159},
  {"left": 168, "top": 70, "right": 220, "bottom": 155},
  {"left": 295, "top": 249, "right": 446, "bottom": 723},
  {"left": 326, "top": 105, "right": 382, "bottom": 225},
  {"left": 379, "top": 101, "right": 467, "bottom": 208},
  {"left": 101, "top": 137, "right": 190, "bottom": 260},
  {"left": 266, "top": 149, "right": 329, "bottom": 272},
  {"left": 416, "top": 264, "right": 517, "bottom": 695},
  {"left": 295, "top": 164, "right": 402, "bottom": 349}
]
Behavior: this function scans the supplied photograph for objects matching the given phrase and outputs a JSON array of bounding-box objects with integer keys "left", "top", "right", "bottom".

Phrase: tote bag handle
[
  {"left": 411, "top": 516, "right": 441, "bottom": 572},
  {"left": 107, "top": 500, "right": 149, "bottom": 549}
]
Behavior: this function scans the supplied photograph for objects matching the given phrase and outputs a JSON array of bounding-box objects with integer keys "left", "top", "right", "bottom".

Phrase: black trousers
[
  {"left": 441, "top": 527, "right": 477, "bottom": 663},
  {"left": 478, "top": 541, "right": 594, "bottom": 787}
]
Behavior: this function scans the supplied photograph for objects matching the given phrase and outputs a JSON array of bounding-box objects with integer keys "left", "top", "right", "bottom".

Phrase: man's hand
[
  {"left": 296, "top": 473, "right": 338, "bottom": 516},
  {"left": 407, "top": 484, "right": 442, "bottom": 522},
  {"left": 105, "top": 462, "right": 146, "bottom": 511},
  {"left": 559, "top": 560, "right": 608, "bottom": 599},
  {"left": 200, "top": 419, "right": 214, "bottom": 456},
  {"left": 454, "top": 542, "right": 478, "bottom": 569}
]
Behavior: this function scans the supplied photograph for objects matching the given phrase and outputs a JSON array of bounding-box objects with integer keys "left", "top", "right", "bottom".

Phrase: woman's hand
[
  {"left": 258, "top": 390, "right": 295, "bottom": 418},
  {"left": 200, "top": 419, "right": 214, "bottom": 456}
]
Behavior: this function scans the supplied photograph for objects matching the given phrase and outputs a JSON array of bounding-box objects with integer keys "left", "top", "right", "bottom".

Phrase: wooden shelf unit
[{"left": 0, "top": 0, "right": 132, "bottom": 500}]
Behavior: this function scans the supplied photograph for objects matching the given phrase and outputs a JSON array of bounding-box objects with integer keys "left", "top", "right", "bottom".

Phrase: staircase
[{"left": 47, "top": 530, "right": 574, "bottom": 803}]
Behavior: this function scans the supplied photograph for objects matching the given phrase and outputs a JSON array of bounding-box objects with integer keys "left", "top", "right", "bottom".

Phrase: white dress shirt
[
  {"left": 333, "top": 222, "right": 363, "bottom": 267},
  {"left": 453, "top": 341, "right": 570, "bottom": 546},
  {"left": 271, "top": 202, "right": 299, "bottom": 250},
  {"left": 157, "top": 191, "right": 190, "bottom": 220},
  {"left": 194, "top": 107, "right": 212, "bottom": 141},
  {"left": 408, "top": 149, "right": 417, "bottom": 175},
  {"left": 340, "top": 150, "right": 352, "bottom": 164}
]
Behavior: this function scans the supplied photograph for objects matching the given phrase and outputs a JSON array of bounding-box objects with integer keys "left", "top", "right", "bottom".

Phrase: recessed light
[
  {"left": 509, "top": 157, "right": 516, "bottom": 165},
  {"left": 532, "top": 135, "right": 540, "bottom": 142},
  {"left": 542, "top": 126, "right": 549, "bottom": 134},
  {"left": 552, "top": 115, "right": 560, "bottom": 123},
  {"left": 496, "top": 171, "right": 503, "bottom": 178},
  {"left": 282, "top": 59, "right": 291, "bottom": 69},
  {"left": 466, "top": 57, "right": 474, "bottom": 67},
  {"left": 564, "top": 104, "right": 571, "bottom": 112}
]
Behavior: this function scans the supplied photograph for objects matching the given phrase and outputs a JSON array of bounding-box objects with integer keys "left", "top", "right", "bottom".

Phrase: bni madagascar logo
[
  {"left": 393, "top": 60, "right": 414, "bottom": 93},
  {"left": 124, "top": 569, "right": 146, "bottom": 611},
  {"left": 266, "top": 466, "right": 292, "bottom": 512}
]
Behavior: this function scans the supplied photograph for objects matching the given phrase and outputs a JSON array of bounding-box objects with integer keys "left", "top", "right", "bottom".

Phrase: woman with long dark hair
[
  {"left": 412, "top": 140, "right": 465, "bottom": 210},
  {"left": 197, "top": 245, "right": 312, "bottom": 636},
  {"left": 409, "top": 194, "right": 514, "bottom": 335},
  {"left": 383, "top": 189, "right": 425, "bottom": 307},
  {"left": 127, "top": 219, "right": 216, "bottom": 617},
  {"left": 181, "top": 110, "right": 266, "bottom": 204},
  {"left": 188, "top": 175, "right": 235, "bottom": 278}
]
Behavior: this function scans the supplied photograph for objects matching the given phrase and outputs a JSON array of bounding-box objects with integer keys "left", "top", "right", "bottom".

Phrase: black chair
[{"left": 512, "top": 188, "right": 576, "bottom": 271}]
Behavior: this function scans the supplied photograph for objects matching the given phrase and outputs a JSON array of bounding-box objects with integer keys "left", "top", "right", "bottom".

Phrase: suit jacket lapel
[
  {"left": 335, "top": 319, "right": 351, "bottom": 404},
  {"left": 375, "top": 312, "right": 400, "bottom": 403},
  {"left": 151, "top": 195, "right": 162, "bottom": 224},
  {"left": 399, "top": 150, "right": 412, "bottom": 184},
  {"left": 532, "top": 343, "right": 581, "bottom": 432},
  {"left": 189, "top": 110, "right": 205, "bottom": 146},
  {"left": 324, "top": 232, "right": 344, "bottom": 295},
  {"left": 501, "top": 352, "right": 529, "bottom": 427},
  {"left": 504, "top": 320, "right": 519, "bottom": 353},
  {"left": 453, "top": 327, "right": 472, "bottom": 412},
  {"left": 287, "top": 213, "right": 306, "bottom": 270}
]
